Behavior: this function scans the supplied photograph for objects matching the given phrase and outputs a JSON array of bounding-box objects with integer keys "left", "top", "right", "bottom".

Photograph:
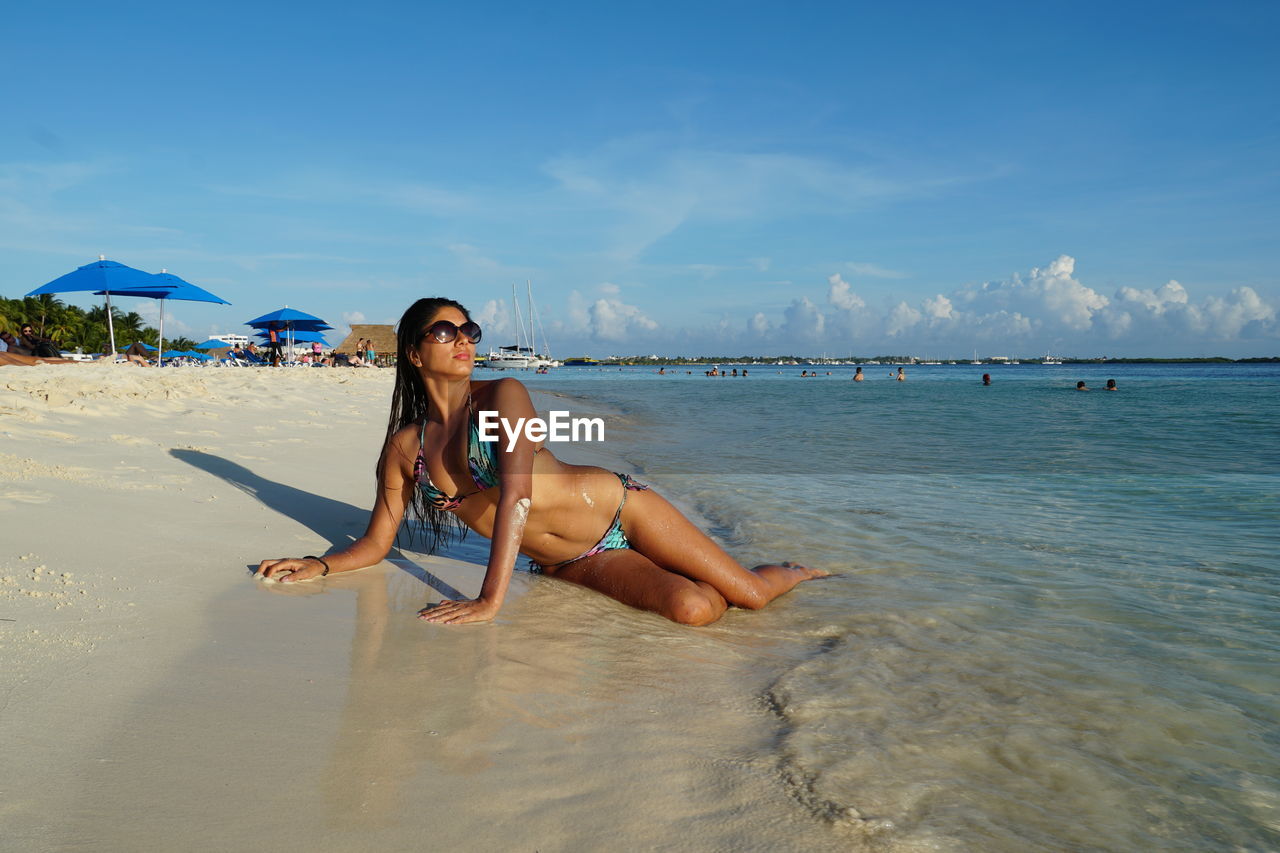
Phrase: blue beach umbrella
[
  {"left": 106, "top": 270, "right": 230, "bottom": 364},
  {"left": 247, "top": 307, "right": 331, "bottom": 363},
  {"left": 26, "top": 256, "right": 157, "bottom": 357},
  {"left": 256, "top": 329, "right": 328, "bottom": 344},
  {"left": 194, "top": 339, "right": 232, "bottom": 350},
  {"left": 245, "top": 307, "right": 330, "bottom": 330}
]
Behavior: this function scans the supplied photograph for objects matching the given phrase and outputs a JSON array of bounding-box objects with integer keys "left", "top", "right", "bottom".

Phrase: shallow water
[{"left": 516, "top": 363, "right": 1280, "bottom": 851}]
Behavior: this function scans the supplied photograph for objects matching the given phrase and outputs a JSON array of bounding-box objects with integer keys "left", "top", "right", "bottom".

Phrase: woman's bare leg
[
  {"left": 620, "top": 487, "right": 827, "bottom": 610},
  {"left": 546, "top": 548, "right": 729, "bottom": 626}
]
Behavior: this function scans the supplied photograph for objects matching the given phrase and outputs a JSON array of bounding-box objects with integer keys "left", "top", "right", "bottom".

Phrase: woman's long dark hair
[{"left": 382, "top": 297, "right": 473, "bottom": 553}]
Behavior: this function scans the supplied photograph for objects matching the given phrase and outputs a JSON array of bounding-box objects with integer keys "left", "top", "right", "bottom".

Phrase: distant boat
[
  {"left": 563, "top": 356, "right": 600, "bottom": 366},
  {"left": 480, "top": 281, "right": 558, "bottom": 370},
  {"left": 482, "top": 345, "right": 535, "bottom": 369},
  {"left": 970, "top": 349, "right": 982, "bottom": 365},
  {"left": 1043, "top": 350, "right": 1063, "bottom": 365}
]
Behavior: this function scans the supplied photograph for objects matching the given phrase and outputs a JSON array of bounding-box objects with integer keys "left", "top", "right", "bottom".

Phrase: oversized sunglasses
[{"left": 420, "top": 320, "right": 482, "bottom": 344}]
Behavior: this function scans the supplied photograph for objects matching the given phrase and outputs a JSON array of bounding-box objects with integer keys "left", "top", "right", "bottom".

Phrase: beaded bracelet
[{"left": 304, "top": 555, "right": 331, "bottom": 577}]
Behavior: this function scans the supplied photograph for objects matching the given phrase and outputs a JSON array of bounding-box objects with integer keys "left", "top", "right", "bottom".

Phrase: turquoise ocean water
[{"left": 508, "top": 363, "right": 1280, "bottom": 850}]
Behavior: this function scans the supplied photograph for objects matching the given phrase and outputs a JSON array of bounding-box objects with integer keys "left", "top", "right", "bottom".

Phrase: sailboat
[
  {"left": 480, "top": 282, "right": 557, "bottom": 370},
  {"left": 1042, "top": 350, "right": 1062, "bottom": 365}
]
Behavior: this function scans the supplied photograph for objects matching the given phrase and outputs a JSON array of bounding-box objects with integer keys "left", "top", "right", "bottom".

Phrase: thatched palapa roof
[{"left": 334, "top": 324, "right": 397, "bottom": 356}]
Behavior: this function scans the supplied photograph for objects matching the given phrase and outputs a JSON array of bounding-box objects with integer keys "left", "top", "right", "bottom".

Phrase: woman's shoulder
[
  {"left": 388, "top": 418, "right": 424, "bottom": 451},
  {"left": 470, "top": 376, "right": 530, "bottom": 403}
]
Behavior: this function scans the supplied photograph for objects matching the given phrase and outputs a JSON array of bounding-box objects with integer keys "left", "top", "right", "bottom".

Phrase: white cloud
[
  {"left": 588, "top": 297, "right": 658, "bottom": 342},
  {"left": 885, "top": 301, "right": 923, "bottom": 337},
  {"left": 827, "top": 273, "right": 866, "bottom": 311},
  {"left": 956, "top": 255, "right": 1108, "bottom": 332},
  {"left": 598, "top": 282, "right": 620, "bottom": 295},
  {"left": 1201, "top": 287, "right": 1274, "bottom": 338},
  {"left": 922, "top": 294, "right": 954, "bottom": 320},
  {"left": 684, "top": 257, "right": 1278, "bottom": 356},
  {"left": 782, "top": 296, "right": 825, "bottom": 339},
  {"left": 1101, "top": 281, "right": 1275, "bottom": 342},
  {"left": 473, "top": 299, "right": 512, "bottom": 338}
]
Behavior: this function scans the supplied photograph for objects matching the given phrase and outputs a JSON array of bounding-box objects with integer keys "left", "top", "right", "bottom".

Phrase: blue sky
[{"left": 2, "top": 0, "right": 1277, "bottom": 357}]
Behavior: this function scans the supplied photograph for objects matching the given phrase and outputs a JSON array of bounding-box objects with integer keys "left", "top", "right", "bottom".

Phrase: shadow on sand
[{"left": 169, "top": 448, "right": 467, "bottom": 600}]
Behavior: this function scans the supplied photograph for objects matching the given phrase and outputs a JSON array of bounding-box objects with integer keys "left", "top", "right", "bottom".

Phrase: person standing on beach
[
  {"left": 257, "top": 297, "right": 826, "bottom": 626},
  {"left": 266, "top": 328, "right": 282, "bottom": 366}
]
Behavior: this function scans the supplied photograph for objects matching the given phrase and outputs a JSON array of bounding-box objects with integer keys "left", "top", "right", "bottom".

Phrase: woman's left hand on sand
[
  {"left": 418, "top": 597, "right": 500, "bottom": 624},
  {"left": 256, "top": 558, "right": 324, "bottom": 583}
]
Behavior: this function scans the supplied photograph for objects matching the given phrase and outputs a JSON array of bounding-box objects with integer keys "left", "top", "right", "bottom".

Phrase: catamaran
[{"left": 480, "top": 281, "right": 558, "bottom": 370}]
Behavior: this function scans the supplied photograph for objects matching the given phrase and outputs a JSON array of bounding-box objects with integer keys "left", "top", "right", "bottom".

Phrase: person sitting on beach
[
  {"left": 257, "top": 297, "right": 826, "bottom": 626},
  {"left": 1106, "top": 378, "right": 1118, "bottom": 391},
  {"left": 1, "top": 324, "right": 39, "bottom": 356},
  {"left": 1076, "top": 381, "right": 1089, "bottom": 391},
  {"left": 2, "top": 324, "right": 63, "bottom": 359}
]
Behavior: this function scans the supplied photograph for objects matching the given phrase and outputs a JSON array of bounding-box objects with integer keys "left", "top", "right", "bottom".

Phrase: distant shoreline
[{"left": 585, "top": 356, "right": 1280, "bottom": 366}]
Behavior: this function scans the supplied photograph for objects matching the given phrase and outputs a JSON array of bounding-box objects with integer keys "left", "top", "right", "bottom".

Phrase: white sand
[{"left": 0, "top": 364, "right": 844, "bottom": 852}]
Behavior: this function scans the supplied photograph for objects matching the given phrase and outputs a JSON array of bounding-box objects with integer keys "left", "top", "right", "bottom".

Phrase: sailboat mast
[
  {"left": 526, "top": 280, "right": 534, "bottom": 354},
  {"left": 528, "top": 279, "right": 551, "bottom": 359},
  {"left": 512, "top": 282, "right": 528, "bottom": 355}
]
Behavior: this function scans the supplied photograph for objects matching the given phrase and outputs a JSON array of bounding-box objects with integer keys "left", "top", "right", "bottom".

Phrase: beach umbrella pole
[
  {"left": 158, "top": 298, "right": 165, "bottom": 364},
  {"left": 105, "top": 293, "right": 117, "bottom": 358}
]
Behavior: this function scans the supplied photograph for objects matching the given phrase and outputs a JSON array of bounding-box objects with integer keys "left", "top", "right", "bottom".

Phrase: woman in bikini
[{"left": 257, "top": 297, "right": 825, "bottom": 625}]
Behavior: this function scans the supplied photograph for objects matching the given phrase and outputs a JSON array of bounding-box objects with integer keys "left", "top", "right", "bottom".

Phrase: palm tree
[
  {"left": 115, "top": 310, "right": 146, "bottom": 345},
  {"left": 31, "top": 294, "right": 65, "bottom": 337},
  {"left": 0, "top": 297, "right": 21, "bottom": 336}
]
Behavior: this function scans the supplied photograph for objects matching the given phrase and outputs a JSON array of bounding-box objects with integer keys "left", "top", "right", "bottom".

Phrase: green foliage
[{"left": 0, "top": 295, "right": 174, "bottom": 354}]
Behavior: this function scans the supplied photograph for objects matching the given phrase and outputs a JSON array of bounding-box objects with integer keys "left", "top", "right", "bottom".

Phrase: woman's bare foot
[
  {"left": 741, "top": 561, "right": 830, "bottom": 607},
  {"left": 776, "top": 561, "right": 830, "bottom": 579}
]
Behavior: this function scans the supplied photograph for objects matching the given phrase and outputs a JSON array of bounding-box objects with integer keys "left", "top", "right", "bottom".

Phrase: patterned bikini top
[{"left": 414, "top": 399, "right": 500, "bottom": 511}]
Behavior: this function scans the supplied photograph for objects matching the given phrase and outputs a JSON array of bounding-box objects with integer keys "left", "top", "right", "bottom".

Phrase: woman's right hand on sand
[{"left": 256, "top": 558, "right": 324, "bottom": 583}]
